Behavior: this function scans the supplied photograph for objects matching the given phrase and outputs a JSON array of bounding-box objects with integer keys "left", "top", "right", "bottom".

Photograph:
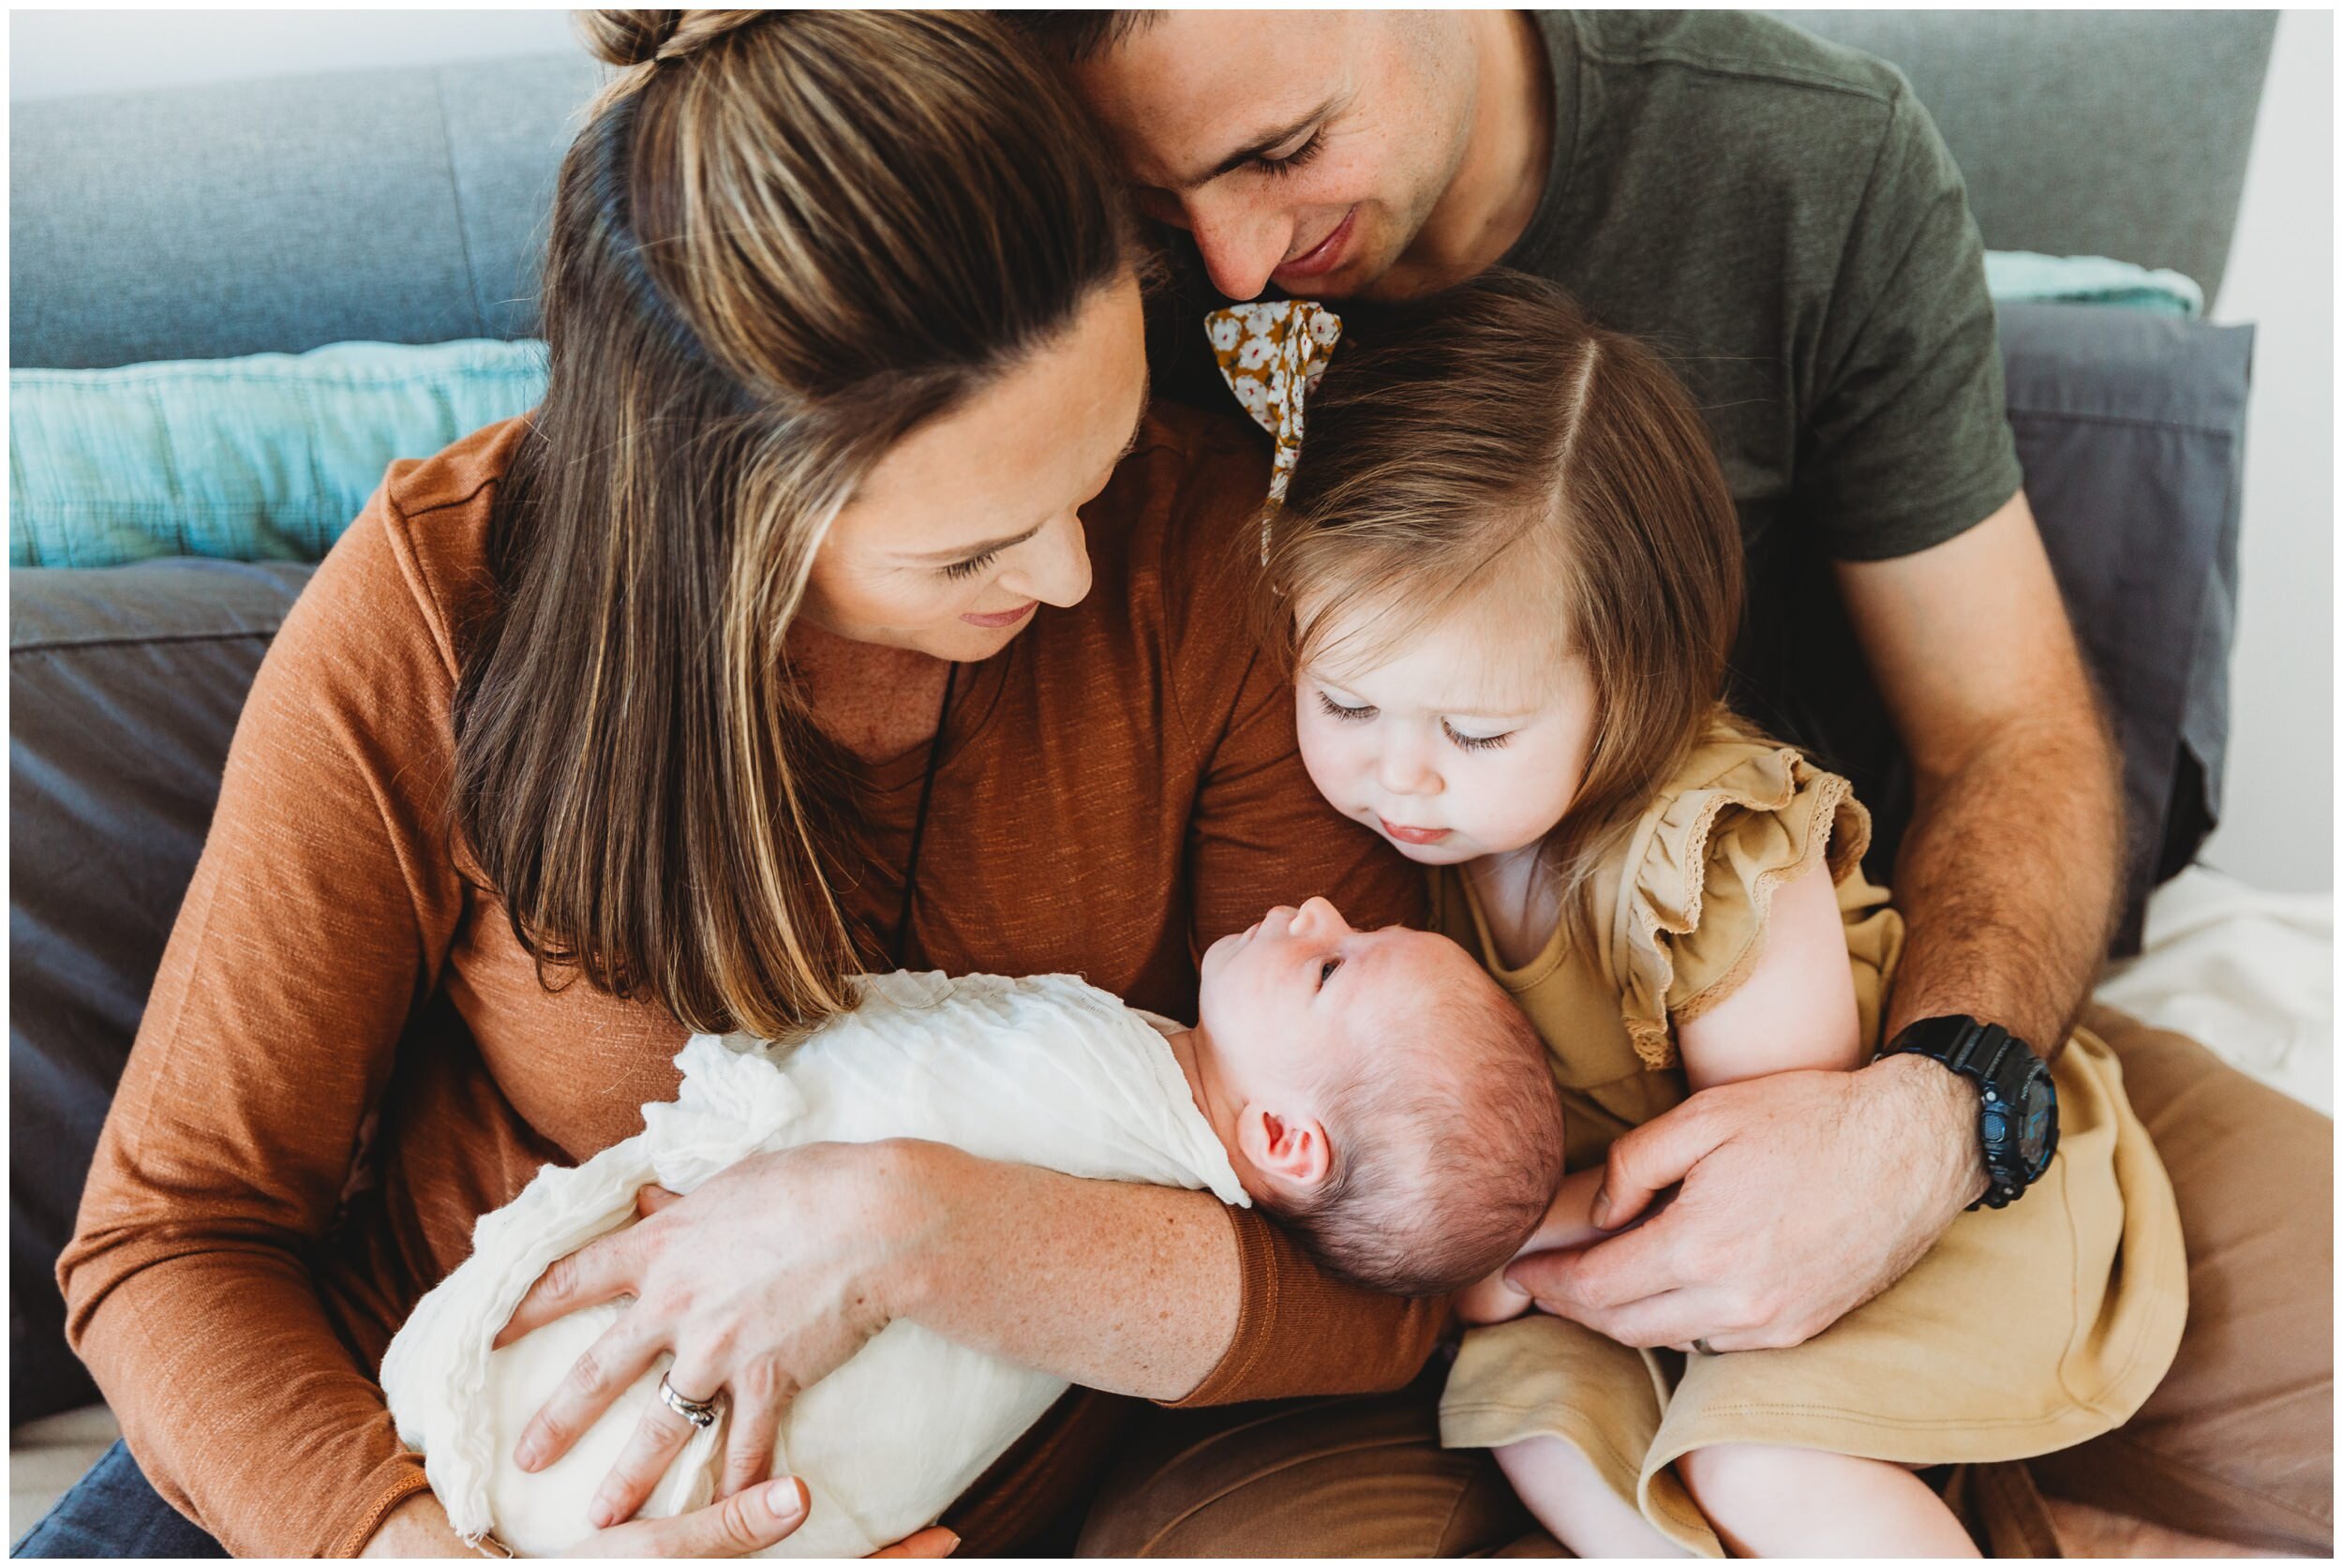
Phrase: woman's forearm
[
  {"left": 879, "top": 1142, "right": 1243, "bottom": 1401},
  {"left": 361, "top": 1492, "right": 474, "bottom": 1557},
  {"left": 66, "top": 1248, "right": 434, "bottom": 1558}
]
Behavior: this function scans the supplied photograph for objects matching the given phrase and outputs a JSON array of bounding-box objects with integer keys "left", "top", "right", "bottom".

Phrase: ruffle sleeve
[{"left": 1611, "top": 732, "right": 1873, "bottom": 1068}]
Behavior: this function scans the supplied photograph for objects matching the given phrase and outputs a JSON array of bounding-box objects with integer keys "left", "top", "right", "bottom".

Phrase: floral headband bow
[{"left": 1206, "top": 300, "right": 1345, "bottom": 554}]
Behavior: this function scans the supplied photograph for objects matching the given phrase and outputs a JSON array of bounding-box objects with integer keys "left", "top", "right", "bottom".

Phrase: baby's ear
[{"left": 1238, "top": 1104, "right": 1334, "bottom": 1191}]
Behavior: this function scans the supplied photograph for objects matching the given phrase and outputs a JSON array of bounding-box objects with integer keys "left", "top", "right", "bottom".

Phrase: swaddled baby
[{"left": 382, "top": 897, "right": 1563, "bottom": 1556}]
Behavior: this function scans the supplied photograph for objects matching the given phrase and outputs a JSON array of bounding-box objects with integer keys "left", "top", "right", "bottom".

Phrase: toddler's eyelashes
[{"left": 1441, "top": 721, "right": 1515, "bottom": 752}]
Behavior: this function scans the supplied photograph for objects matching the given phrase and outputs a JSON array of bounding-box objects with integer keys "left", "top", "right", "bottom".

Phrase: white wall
[
  {"left": 9, "top": 8, "right": 2334, "bottom": 888},
  {"left": 2200, "top": 8, "right": 2335, "bottom": 892},
  {"left": 7, "top": 8, "right": 582, "bottom": 101}
]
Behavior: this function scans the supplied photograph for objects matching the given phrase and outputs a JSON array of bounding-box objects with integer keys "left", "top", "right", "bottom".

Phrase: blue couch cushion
[{"left": 7, "top": 54, "right": 598, "bottom": 369}]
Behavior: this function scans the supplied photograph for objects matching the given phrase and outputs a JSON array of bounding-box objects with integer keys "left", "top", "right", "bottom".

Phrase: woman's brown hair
[
  {"left": 452, "top": 10, "right": 1129, "bottom": 1038},
  {"left": 1262, "top": 270, "right": 1746, "bottom": 944}
]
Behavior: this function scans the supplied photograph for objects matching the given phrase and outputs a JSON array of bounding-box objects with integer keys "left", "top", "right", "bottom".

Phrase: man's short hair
[{"left": 996, "top": 10, "right": 1156, "bottom": 63}]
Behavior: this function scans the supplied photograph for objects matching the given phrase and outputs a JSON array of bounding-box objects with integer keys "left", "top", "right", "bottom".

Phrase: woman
[{"left": 37, "top": 10, "right": 1439, "bottom": 1559}]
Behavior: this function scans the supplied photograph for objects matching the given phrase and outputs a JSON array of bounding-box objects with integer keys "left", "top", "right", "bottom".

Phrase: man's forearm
[
  {"left": 883, "top": 1142, "right": 1244, "bottom": 1402},
  {"left": 1884, "top": 708, "right": 2123, "bottom": 1061}
]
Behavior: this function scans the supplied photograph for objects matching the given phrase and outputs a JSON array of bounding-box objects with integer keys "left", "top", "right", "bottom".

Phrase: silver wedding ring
[
  {"left": 658, "top": 1371, "right": 724, "bottom": 1429},
  {"left": 1691, "top": 1337, "right": 1719, "bottom": 1356}
]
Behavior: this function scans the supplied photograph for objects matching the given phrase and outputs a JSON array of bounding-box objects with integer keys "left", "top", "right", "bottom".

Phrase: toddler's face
[
  {"left": 1292, "top": 603, "right": 1598, "bottom": 866},
  {"left": 1195, "top": 896, "right": 1484, "bottom": 1096}
]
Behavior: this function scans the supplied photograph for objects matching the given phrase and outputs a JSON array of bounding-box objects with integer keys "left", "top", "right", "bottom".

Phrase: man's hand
[{"left": 1508, "top": 1054, "right": 1986, "bottom": 1351}]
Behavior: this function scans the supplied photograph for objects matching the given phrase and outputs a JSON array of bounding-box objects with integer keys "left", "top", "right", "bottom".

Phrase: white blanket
[
  {"left": 381, "top": 972, "right": 1247, "bottom": 1557},
  {"left": 2093, "top": 865, "right": 2333, "bottom": 1115}
]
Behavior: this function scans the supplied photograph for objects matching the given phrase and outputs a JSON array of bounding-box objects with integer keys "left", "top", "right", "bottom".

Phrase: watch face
[{"left": 2016, "top": 1064, "right": 2057, "bottom": 1174}]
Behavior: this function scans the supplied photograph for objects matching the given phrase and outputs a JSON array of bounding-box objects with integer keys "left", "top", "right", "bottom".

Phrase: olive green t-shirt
[{"left": 1144, "top": 10, "right": 2026, "bottom": 847}]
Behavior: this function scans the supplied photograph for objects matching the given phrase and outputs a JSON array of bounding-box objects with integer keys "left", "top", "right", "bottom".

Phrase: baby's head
[
  {"left": 1261, "top": 270, "right": 1746, "bottom": 879},
  {"left": 1187, "top": 896, "right": 1563, "bottom": 1296}
]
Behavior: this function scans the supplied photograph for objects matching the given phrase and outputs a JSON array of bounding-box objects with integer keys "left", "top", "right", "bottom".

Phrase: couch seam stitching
[
  {"left": 13, "top": 627, "right": 285, "bottom": 656},
  {"left": 434, "top": 70, "right": 490, "bottom": 338}
]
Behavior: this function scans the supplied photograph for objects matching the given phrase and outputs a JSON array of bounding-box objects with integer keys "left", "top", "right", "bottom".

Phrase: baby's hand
[
  {"left": 1458, "top": 1265, "right": 1534, "bottom": 1325},
  {"left": 1461, "top": 1167, "right": 1650, "bottom": 1328}
]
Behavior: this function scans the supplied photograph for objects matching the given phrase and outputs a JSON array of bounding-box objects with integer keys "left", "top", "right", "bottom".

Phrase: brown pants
[{"left": 1075, "top": 1006, "right": 2333, "bottom": 1556}]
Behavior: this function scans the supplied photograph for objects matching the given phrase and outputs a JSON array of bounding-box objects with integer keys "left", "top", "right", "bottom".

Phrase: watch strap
[{"left": 1884, "top": 1014, "right": 2049, "bottom": 1209}]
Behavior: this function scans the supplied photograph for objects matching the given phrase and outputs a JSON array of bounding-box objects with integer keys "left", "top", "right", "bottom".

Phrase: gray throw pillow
[{"left": 1997, "top": 302, "right": 2249, "bottom": 953}]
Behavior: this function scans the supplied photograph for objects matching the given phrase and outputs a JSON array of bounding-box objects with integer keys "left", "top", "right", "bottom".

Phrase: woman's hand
[
  {"left": 493, "top": 1140, "right": 942, "bottom": 1531},
  {"left": 359, "top": 1481, "right": 959, "bottom": 1558},
  {"left": 566, "top": 1477, "right": 809, "bottom": 1558}
]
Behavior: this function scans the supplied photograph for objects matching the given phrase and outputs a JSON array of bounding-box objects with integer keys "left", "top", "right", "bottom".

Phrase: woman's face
[{"left": 800, "top": 274, "right": 1150, "bottom": 663}]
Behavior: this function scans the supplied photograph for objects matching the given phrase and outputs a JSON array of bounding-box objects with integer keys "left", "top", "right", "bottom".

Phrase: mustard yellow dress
[{"left": 1433, "top": 722, "right": 2188, "bottom": 1556}]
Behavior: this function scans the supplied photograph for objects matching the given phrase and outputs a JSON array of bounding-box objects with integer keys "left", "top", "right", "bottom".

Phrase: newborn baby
[{"left": 382, "top": 898, "right": 1562, "bottom": 1556}]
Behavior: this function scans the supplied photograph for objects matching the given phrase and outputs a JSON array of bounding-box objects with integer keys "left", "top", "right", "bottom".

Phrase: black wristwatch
[{"left": 1882, "top": 1015, "right": 2058, "bottom": 1209}]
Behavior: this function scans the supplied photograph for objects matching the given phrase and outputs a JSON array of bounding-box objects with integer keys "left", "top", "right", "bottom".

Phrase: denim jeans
[{"left": 11, "top": 1441, "right": 225, "bottom": 1559}]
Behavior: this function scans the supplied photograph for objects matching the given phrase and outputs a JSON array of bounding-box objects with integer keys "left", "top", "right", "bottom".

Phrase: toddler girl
[{"left": 1213, "top": 274, "right": 2186, "bottom": 1558}]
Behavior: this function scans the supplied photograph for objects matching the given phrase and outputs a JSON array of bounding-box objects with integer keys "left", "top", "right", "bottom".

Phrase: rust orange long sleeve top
[{"left": 56, "top": 405, "right": 1441, "bottom": 1558}]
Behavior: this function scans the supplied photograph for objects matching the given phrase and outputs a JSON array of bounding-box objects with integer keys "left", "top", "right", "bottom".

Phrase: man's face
[{"left": 1068, "top": 10, "right": 1479, "bottom": 303}]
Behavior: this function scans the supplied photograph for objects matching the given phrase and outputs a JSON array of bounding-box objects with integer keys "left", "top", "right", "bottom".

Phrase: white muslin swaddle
[{"left": 381, "top": 971, "right": 1247, "bottom": 1557}]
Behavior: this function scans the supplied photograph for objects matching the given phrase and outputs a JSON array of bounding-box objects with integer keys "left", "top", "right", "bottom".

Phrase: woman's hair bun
[
  {"left": 577, "top": 9, "right": 766, "bottom": 69},
  {"left": 577, "top": 10, "right": 679, "bottom": 67}
]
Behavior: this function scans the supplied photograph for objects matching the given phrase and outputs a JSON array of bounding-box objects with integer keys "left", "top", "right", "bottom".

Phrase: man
[{"left": 1017, "top": 10, "right": 2332, "bottom": 1556}]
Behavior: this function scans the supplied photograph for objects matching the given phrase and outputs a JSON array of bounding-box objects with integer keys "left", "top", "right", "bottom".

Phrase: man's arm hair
[{"left": 1835, "top": 487, "right": 2122, "bottom": 1059}]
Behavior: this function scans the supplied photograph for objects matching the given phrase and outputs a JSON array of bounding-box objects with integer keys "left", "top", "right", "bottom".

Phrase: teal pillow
[
  {"left": 1984, "top": 249, "right": 2204, "bottom": 318},
  {"left": 8, "top": 338, "right": 547, "bottom": 568}
]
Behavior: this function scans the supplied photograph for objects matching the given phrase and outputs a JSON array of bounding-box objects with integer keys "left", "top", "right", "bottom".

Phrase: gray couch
[
  {"left": 9, "top": 15, "right": 2277, "bottom": 366},
  {"left": 7, "top": 4, "right": 2276, "bottom": 1478}
]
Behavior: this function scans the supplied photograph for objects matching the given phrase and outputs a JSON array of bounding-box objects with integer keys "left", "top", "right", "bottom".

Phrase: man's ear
[{"left": 1237, "top": 1103, "right": 1333, "bottom": 1190}]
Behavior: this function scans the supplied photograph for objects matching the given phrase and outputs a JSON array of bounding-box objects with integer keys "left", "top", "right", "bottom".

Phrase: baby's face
[
  {"left": 1292, "top": 600, "right": 1598, "bottom": 866},
  {"left": 1196, "top": 896, "right": 1485, "bottom": 1102}
]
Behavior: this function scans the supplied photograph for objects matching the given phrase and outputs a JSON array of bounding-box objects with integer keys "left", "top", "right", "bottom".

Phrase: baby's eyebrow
[{"left": 1331, "top": 933, "right": 1398, "bottom": 990}]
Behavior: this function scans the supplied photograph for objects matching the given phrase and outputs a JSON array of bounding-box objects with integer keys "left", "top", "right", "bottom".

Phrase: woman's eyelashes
[
  {"left": 1313, "top": 690, "right": 1515, "bottom": 751},
  {"left": 1253, "top": 128, "right": 1326, "bottom": 180},
  {"left": 940, "top": 546, "right": 1001, "bottom": 582}
]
